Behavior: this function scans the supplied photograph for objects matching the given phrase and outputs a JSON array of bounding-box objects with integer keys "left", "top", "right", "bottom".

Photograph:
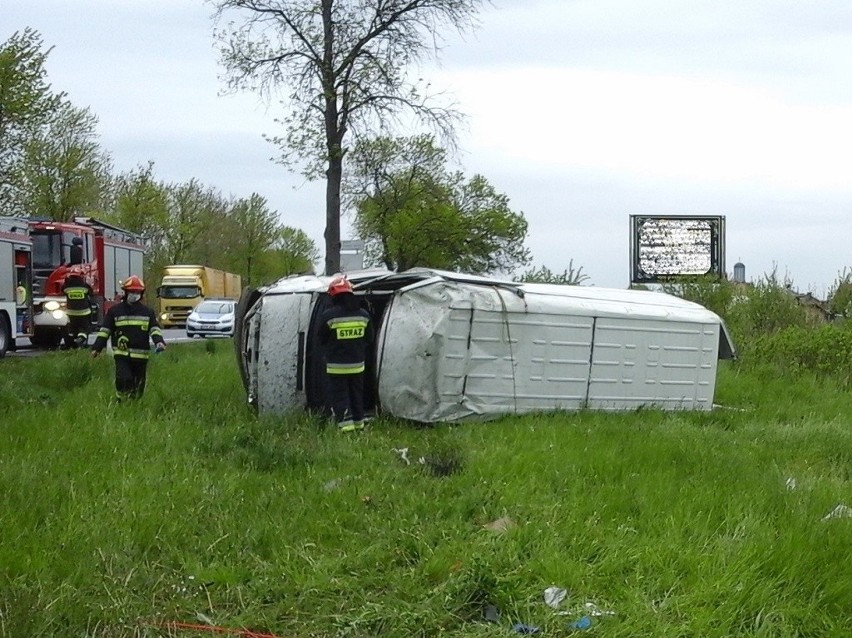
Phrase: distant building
[
  {"left": 733, "top": 262, "right": 746, "bottom": 283},
  {"left": 792, "top": 291, "right": 834, "bottom": 323},
  {"left": 340, "top": 239, "right": 365, "bottom": 272}
]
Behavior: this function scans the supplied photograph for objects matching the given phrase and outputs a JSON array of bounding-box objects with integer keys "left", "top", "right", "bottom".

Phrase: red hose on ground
[{"left": 148, "top": 620, "right": 283, "bottom": 638}]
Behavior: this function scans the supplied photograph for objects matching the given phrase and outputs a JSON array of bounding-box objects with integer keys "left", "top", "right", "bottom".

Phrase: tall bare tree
[{"left": 212, "top": 0, "right": 486, "bottom": 274}]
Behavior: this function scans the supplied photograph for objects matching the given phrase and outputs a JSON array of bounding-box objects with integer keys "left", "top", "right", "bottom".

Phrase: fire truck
[
  {"left": 0, "top": 217, "right": 35, "bottom": 357},
  {"left": 27, "top": 217, "right": 146, "bottom": 348}
]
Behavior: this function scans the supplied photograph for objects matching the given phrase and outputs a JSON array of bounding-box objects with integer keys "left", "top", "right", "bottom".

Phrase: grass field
[{"left": 1, "top": 342, "right": 850, "bottom": 637}]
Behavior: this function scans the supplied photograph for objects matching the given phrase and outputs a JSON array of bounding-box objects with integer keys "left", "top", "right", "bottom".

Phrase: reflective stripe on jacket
[
  {"left": 63, "top": 285, "right": 92, "bottom": 316},
  {"left": 91, "top": 302, "right": 165, "bottom": 359},
  {"left": 319, "top": 306, "right": 372, "bottom": 375}
]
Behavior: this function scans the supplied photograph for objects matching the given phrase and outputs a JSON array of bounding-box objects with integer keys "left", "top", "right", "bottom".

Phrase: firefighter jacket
[
  {"left": 92, "top": 300, "right": 165, "bottom": 359},
  {"left": 62, "top": 277, "right": 93, "bottom": 317},
  {"left": 318, "top": 302, "right": 373, "bottom": 375}
]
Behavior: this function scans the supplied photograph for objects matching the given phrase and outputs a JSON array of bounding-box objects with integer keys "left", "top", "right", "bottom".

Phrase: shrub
[{"left": 750, "top": 322, "right": 852, "bottom": 385}]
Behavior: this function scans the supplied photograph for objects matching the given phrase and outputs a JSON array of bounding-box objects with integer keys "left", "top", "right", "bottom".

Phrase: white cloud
[{"left": 440, "top": 67, "right": 852, "bottom": 193}]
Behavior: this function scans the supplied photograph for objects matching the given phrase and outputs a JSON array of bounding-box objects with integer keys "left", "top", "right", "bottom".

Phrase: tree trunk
[
  {"left": 322, "top": 0, "right": 341, "bottom": 276},
  {"left": 324, "top": 154, "right": 342, "bottom": 275}
]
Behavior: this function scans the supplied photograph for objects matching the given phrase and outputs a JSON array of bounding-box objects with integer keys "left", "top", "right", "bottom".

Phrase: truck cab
[
  {"left": 26, "top": 218, "right": 145, "bottom": 348},
  {"left": 157, "top": 272, "right": 203, "bottom": 328}
]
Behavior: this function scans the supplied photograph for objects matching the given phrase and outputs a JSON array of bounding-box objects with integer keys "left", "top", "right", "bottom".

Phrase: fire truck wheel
[{"left": 0, "top": 316, "right": 10, "bottom": 358}]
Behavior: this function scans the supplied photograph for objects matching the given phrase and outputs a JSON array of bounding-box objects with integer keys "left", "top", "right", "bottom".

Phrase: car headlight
[
  {"left": 45, "top": 300, "right": 61, "bottom": 311},
  {"left": 52, "top": 309, "right": 66, "bottom": 320}
]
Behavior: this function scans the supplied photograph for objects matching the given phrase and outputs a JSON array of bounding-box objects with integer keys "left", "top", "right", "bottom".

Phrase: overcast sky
[{"left": 5, "top": 0, "right": 852, "bottom": 293}]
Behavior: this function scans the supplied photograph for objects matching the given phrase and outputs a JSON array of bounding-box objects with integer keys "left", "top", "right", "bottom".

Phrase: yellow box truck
[{"left": 156, "top": 265, "right": 242, "bottom": 328}]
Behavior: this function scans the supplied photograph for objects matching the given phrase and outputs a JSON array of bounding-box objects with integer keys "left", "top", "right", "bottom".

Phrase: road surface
[{"left": 7, "top": 328, "right": 205, "bottom": 358}]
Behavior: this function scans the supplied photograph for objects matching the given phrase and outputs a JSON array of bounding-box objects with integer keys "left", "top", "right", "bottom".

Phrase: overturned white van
[{"left": 234, "top": 269, "right": 736, "bottom": 422}]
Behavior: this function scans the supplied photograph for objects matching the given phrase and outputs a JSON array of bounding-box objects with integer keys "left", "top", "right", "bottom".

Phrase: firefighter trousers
[
  {"left": 114, "top": 356, "right": 148, "bottom": 400},
  {"left": 66, "top": 315, "right": 91, "bottom": 347},
  {"left": 326, "top": 372, "right": 365, "bottom": 423}
]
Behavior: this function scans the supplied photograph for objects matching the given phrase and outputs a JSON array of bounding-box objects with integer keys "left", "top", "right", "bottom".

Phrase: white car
[{"left": 186, "top": 299, "right": 236, "bottom": 338}]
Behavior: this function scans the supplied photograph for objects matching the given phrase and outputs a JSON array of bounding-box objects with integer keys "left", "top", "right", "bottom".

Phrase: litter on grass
[
  {"left": 582, "top": 601, "right": 615, "bottom": 617},
  {"left": 483, "top": 516, "right": 517, "bottom": 534},
  {"left": 544, "top": 586, "right": 568, "bottom": 608},
  {"left": 822, "top": 503, "right": 852, "bottom": 520},
  {"left": 512, "top": 623, "right": 540, "bottom": 634},
  {"left": 569, "top": 615, "right": 592, "bottom": 630},
  {"left": 392, "top": 447, "right": 411, "bottom": 465},
  {"left": 483, "top": 604, "right": 501, "bottom": 622}
]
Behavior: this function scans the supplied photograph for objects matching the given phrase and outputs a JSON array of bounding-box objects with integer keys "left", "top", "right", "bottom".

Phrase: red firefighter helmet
[
  {"left": 121, "top": 275, "right": 145, "bottom": 293},
  {"left": 327, "top": 274, "right": 353, "bottom": 297}
]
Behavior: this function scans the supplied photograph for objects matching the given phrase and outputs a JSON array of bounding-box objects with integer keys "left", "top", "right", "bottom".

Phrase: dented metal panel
[{"left": 256, "top": 292, "right": 313, "bottom": 414}]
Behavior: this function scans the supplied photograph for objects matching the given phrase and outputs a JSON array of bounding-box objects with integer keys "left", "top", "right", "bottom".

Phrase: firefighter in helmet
[
  {"left": 62, "top": 271, "right": 94, "bottom": 348},
  {"left": 91, "top": 275, "right": 166, "bottom": 400},
  {"left": 318, "top": 275, "right": 373, "bottom": 431},
  {"left": 69, "top": 236, "right": 84, "bottom": 266}
]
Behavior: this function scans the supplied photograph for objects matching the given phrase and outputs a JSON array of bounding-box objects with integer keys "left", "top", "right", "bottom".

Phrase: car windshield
[{"left": 196, "top": 301, "right": 233, "bottom": 315}]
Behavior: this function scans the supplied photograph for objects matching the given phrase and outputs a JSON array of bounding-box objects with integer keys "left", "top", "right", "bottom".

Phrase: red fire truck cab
[{"left": 28, "top": 217, "right": 146, "bottom": 348}]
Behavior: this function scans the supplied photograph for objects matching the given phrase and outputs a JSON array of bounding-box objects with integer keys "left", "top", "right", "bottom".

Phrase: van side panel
[
  {"left": 501, "top": 311, "right": 593, "bottom": 412},
  {"left": 256, "top": 293, "right": 313, "bottom": 414},
  {"left": 587, "top": 317, "right": 720, "bottom": 410}
]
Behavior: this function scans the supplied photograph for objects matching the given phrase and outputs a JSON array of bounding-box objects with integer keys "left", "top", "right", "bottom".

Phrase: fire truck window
[
  {"left": 62, "top": 232, "right": 76, "bottom": 264},
  {"left": 31, "top": 234, "right": 62, "bottom": 269}
]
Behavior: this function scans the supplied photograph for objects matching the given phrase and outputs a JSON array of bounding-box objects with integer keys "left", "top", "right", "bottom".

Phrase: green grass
[{"left": 1, "top": 345, "right": 850, "bottom": 637}]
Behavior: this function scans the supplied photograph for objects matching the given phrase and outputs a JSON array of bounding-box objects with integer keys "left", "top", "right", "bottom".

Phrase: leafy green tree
[
  {"left": 108, "top": 162, "right": 172, "bottom": 285},
  {"left": 213, "top": 0, "right": 485, "bottom": 275},
  {"left": 520, "top": 262, "right": 589, "bottom": 286},
  {"left": 347, "top": 135, "right": 530, "bottom": 273},
  {"left": 17, "top": 103, "right": 111, "bottom": 221},
  {"left": 266, "top": 226, "right": 320, "bottom": 282},
  {"left": 221, "top": 193, "right": 281, "bottom": 287},
  {"left": 161, "top": 179, "right": 225, "bottom": 265},
  {"left": 0, "top": 28, "right": 65, "bottom": 214},
  {"left": 111, "top": 162, "right": 168, "bottom": 233},
  {"left": 828, "top": 268, "right": 852, "bottom": 319}
]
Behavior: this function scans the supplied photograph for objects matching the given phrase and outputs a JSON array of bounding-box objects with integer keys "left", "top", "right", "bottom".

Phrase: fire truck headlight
[
  {"left": 45, "top": 301, "right": 61, "bottom": 311},
  {"left": 161, "top": 313, "right": 169, "bottom": 321},
  {"left": 52, "top": 309, "right": 66, "bottom": 320}
]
